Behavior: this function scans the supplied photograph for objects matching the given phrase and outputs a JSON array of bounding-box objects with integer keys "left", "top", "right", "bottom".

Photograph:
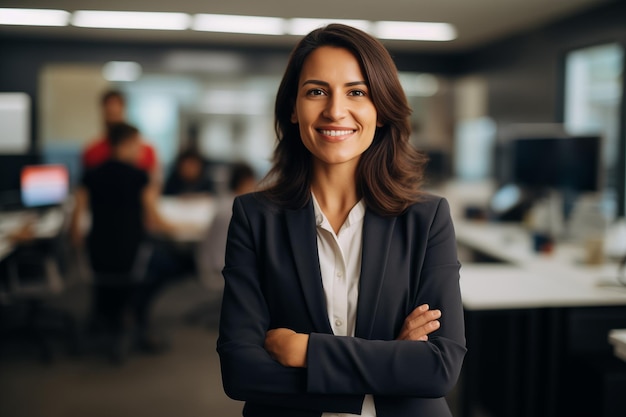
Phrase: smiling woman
[
  {"left": 292, "top": 47, "right": 380, "bottom": 170},
  {"left": 266, "top": 24, "right": 428, "bottom": 216},
  {"left": 217, "top": 24, "right": 466, "bottom": 417}
]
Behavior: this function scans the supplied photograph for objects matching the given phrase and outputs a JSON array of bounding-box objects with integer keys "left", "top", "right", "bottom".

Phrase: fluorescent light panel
[
  {"left": 193, "top": 14, "right": 283, "bottom": 35},
  {"left": 1, "top": 8, "right": 458, "bottom": 42},
  {"left": 102, "top": 61, "right": 142, "bottom": 82},
  {"left": 287, "top": 18, "right": 371, "bottom": 35},
  {"left": 72, "top": 10, "right": 190, "bottom": 30},
  {"left": 374, "top": 21, "right": 457, "bottom": 41},
  {"left": 0, "top": 8, "right": 70, "bottom": 26}
]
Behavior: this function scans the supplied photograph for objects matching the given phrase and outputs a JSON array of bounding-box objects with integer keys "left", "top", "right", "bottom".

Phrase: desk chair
[
  {"left": 184, "top": 202, "right": 230, "bottom": 327},
  {"left": 0, "top": 240, "right": 78, "bottom": 362},
  {"left": 85, "top": 241, "right": 154, "bottom": 364}
]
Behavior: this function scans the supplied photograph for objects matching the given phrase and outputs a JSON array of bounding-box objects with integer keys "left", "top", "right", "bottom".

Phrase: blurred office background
[{"left": 1, "top": 1, "right": 625, "bottom": 416}]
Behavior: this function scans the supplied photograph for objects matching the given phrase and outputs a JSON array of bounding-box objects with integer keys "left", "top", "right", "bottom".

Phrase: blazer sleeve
[
  {"left": 217, "top": 197, "right": 364, "bottom": 414},
  {"left": 306, "top": 198, "right": 467, "bottom": 398}
]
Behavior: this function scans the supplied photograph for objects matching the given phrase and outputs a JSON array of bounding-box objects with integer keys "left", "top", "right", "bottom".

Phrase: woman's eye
[
  {"left": 349, "top": 90, "right": 367, "bottom": 97},
  {"left": 307, "top": 89, "right": 326, "bottom": 96}
]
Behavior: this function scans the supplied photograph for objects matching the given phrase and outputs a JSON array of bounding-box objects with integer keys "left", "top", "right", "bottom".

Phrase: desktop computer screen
[
  {"left": 0, "top": 154, "right": 40, "bottom": 209},
  {"left": 20, "top": 164, "right": 69, "bottom": 208},
  {"left": 511, "top": 135, "right": 601, "bottom": 192}
]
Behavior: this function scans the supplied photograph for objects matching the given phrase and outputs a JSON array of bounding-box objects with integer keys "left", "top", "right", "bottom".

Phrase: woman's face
[{"left": 291, "top": 46, "right": 381, "bottom": 168}]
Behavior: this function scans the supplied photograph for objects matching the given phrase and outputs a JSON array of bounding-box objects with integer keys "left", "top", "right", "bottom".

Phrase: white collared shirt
[{"left": 312, "top": 193, "right": 376, "bottom": 417}]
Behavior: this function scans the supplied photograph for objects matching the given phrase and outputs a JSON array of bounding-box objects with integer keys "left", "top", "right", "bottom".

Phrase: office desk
[
  {"left": 0, "top": 208, "right": 65, "bottom": 262},
  {"left": 157, "top": 196, "right": 216, "bottom": 242},
  {"left": 456, "top": 220, "right": 626, "bottom": 310},
  {"left": 455, "top": 220, "right": 626, "bottom": 417},
  {"left": 0, "top": 208, "right": 67, "bottom": 307}
]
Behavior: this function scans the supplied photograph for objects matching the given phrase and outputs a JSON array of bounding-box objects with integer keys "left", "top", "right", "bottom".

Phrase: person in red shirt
[{"left": 82, "top": 90, "right": 159, "bottom": 177}]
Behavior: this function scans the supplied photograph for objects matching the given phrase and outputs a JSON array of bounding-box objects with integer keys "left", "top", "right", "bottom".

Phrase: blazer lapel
[
  {"left": 285, "top": 201, "right": 333, "bottom": 334},
  {"left": 355, "top": 209, "right": 396, "bottom": 339}
]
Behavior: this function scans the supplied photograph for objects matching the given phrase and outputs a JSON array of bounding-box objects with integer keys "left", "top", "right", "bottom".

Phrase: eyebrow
[{"left": 302, "top": 79, "right": 368, "bottom": 88}]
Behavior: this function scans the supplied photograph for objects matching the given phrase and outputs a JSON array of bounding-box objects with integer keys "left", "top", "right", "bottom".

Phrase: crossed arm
[{"left": 265, "top": 304, "right": 442, "bottom": 368}]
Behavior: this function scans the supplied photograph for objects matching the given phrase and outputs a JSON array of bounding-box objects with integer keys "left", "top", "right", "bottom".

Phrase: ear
[
  {"left": 376, "top": 120, "right": 384, "bottom": 128},
  {"left": 290, "top": 109, "right": 298, "bottom": 124}
]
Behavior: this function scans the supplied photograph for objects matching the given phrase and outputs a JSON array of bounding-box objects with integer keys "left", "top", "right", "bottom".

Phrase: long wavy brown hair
[{"left": 262, "top": 24, "right": 427, "bottom": 216}]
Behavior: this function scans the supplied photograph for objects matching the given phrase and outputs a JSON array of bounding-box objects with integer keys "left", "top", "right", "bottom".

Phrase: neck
[{"left": 311, "top": 159, "right": 360, "bottom": 233}]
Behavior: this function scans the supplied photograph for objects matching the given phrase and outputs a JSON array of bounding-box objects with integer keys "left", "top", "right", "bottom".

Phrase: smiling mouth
[{"left": 317, "top": 129, "right": 356, "bottom": 137}]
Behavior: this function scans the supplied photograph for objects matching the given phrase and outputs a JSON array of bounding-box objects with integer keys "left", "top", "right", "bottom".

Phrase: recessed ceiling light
[
  {"left": 193, "top": 14, "right": 284, "bottom": 35},
  {"left": 398, "top": 72, "right": 439, "bottom": 96},
  {"left": 102, "top": 61, "right": 142, "bottom": 82},
  {"left": 72, "top": 10, "right": 190, "bottom": 30},
  {"left": 0, "top": 8, "right": 70, "bottom": 27},
  {"left": 287, "top": 18, "right": 371, "bottom": 35},
  {"left": 374, "top": 21, "right": 457, "bottom": 41}
]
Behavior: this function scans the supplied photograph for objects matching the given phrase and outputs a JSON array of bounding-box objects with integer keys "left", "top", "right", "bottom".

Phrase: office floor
[{"left": 0, "top": 280, "right": 243, "bottom": 417}]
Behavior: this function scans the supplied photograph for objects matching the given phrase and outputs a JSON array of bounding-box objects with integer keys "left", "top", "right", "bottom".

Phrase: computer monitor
[
  {"left": 20, "top": 164, "right": 69, "bottom": 208},
  {"left": 511, "top": 135, "right": 601, "bottom": 192},
  {"left": 0, "top": 154, "right": 40, "bottom": 209}
]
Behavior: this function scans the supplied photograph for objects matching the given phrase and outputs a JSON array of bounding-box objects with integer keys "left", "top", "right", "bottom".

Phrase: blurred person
[
  {"left": 217, "top": 24, "right": 466, "bottom": 416},
  {"left": 70, "top": 122, "right": 176, "bottom": 361},
  {"left": 196, "top": 162, "right": 256, "bottom": 293},
  {"left": 163, "top": 148, "right": 215, "bottom": 196},
  {"left": 82, "top": 89, "right": 160, "bottom": 179}
]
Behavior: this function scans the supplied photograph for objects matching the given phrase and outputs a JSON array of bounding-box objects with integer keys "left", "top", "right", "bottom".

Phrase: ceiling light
[
  {"left": 102, "top": 61, "right": 142, "bottom": 82},
  {"left": 193, "top": 14, "right": 284, "bottom": 35},
  {"left": 0, "top": 8, "right": 70, "bottom": 27},
  {"left": 72, "top": 10, "right": 190, "bottom": 30},
  {"left": 374, "top": 21, "right": 457, "bottom": 41},
  {"left": 398, "top": 73, "right": 439, "bottom": 96},
  {"left": 163, "top": 51, "right": 246, "bottom": 74},
  {"left": 200, "top": 90, "right": 270, "bottom": 115},
  {"left": 287, "top": 18, "right": 371, "bottom": 35}
]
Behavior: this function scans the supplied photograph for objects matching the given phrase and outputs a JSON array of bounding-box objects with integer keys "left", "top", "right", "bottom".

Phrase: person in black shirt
[{"left": 70, "top": 122, "right": 175, "bottom": 361}]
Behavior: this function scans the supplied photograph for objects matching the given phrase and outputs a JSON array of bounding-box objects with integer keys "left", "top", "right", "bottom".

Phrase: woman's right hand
[{"left": 396, "top": 304, "right": 441, "bottom": 341}]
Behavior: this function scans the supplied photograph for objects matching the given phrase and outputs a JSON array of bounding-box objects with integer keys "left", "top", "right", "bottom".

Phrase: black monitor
[
  {"left": 0, "top": 154, "right": 40, "bottom": 209},
  {"left": 511, "top": 135, "right": 601, "bottom": 192},
  {"left": 423, "top": 149, "right": 451, "bottom": 184}
]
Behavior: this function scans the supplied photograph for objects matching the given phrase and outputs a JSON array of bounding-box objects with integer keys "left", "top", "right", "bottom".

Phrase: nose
[{"left": 322, "top": 94, "right": 348, "bottom": 121}]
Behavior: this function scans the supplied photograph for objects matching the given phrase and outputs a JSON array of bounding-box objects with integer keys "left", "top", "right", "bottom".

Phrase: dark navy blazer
[{"left": 217, "top": 192, "right": 466, "bottom": 417}]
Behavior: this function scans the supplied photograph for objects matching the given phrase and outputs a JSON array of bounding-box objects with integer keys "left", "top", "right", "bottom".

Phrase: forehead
[{"left": 299, "top": 46, "right": 365, "bottom": 82}]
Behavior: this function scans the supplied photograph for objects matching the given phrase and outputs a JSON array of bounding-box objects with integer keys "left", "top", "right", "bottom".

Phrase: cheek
[{"left": 359, "top": 108, "right": 379, "bottom": 134}]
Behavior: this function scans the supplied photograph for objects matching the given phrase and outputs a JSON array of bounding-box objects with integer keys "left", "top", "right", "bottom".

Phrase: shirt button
[
  {"left": 335, "top": 319, "right": 343, "bottom": 327},
  {"left": 336, "top": 272, "right": 343, "bottom": 278}
]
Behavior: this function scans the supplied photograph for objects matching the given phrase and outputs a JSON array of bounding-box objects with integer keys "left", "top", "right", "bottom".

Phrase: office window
[{"left": 564, "top": 43, "right": 624, "bottom": 203}]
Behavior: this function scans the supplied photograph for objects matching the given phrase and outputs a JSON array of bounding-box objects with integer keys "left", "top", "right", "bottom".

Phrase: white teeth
[{"left": 319, "top": 129, "right": 354, "bottom": 137}]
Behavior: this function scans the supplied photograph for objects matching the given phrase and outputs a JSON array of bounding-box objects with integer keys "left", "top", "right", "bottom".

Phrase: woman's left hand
[{"left": 264, "top": 328, "right": 309, "bottom": 368}]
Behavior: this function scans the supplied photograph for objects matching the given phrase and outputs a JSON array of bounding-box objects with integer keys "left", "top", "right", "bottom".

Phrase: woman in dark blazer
[{"left": 218, "top": 24, "right": 466, "bottom": 417}]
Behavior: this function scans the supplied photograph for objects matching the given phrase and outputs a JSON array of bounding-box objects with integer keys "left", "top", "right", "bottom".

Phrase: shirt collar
[{"left": 311, "top": 192, "right": 366, "bottom": 229}]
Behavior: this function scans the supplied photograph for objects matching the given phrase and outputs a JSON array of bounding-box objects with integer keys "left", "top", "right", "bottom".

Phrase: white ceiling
[{"left": 0, "top": 0, "right": 612, "bottom": 51}]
